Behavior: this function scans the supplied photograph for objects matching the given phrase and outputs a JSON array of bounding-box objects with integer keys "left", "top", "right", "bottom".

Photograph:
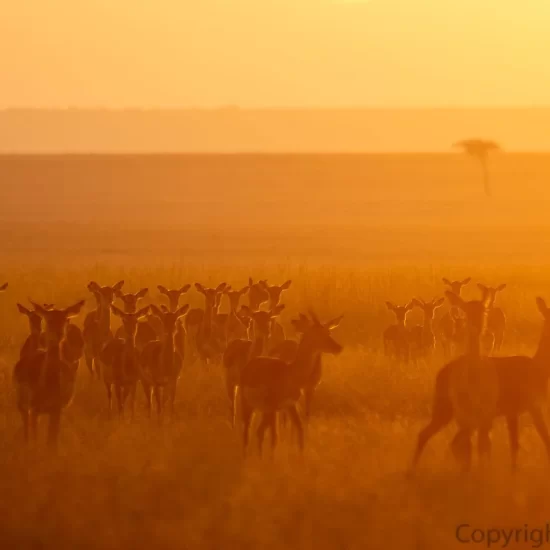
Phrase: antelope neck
[
  {"left": 98, "top": 300, "right": 112, "bottom": 334},
  {"left": 202, "top": 300, "right": 214, "bottom": 335},
  {"left": 160, "top": 331, "right": 175, "bottom": 365},
  {"left": 123, "top": 330, "right": 136, "bottom": 350},
  {"left": 45, "top": 338, "right": 63, "bottom": 362}
]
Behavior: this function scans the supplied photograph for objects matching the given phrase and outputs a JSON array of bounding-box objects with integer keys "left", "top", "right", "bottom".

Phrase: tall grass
[{"left": 2, "top": 247, "right": 550, "bottom": 549}]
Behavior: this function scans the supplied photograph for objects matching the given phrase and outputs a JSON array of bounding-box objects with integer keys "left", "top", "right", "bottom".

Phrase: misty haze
[{"left": 2, "top": 2, "right": 550, "bottom": 550}]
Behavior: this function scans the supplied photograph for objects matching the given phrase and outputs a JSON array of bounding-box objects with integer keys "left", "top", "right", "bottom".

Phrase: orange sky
[{"left": 2, "top": 0, "right": 549, "bottom": 108}]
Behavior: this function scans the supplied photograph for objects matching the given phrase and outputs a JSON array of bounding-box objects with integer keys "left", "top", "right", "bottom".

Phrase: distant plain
[{"left": 1, "top": 153, "right": 550, "bottom": 549}]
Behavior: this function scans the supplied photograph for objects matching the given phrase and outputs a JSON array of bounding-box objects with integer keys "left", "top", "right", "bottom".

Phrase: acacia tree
[{"left": 453, "top": 139, "right": 501, "bottom": 197}]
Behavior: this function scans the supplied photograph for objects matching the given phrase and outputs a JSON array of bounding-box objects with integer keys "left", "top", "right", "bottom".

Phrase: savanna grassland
[{"left": 2, "top": 154, "right": 550, "bottom": 549}]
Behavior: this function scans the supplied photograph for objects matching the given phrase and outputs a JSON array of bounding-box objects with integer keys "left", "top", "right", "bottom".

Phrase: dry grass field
[{"left": 2, "top": 154, "right": 550, "bottom": 549}]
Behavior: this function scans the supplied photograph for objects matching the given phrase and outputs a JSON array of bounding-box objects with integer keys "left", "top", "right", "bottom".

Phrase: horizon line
[
  {"left": 3, "top": 105, "right": 550, "bottom": 112},
  {"left": 3, "top": 150, "right": 550, "bottom": 156}
]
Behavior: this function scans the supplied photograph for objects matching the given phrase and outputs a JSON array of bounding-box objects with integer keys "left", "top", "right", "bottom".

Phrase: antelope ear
[
  {"left": 113, "top": 280, "right": 125, "bottom": 292},
  {"left": 157, "top": 285, "right": 169, "bottom": 295},
  {"left": 65, "top": 300, "right": 85, "bottom": 318},
  {"left": 445, "top": 291, "right": 464, "bottom": 310},
  {"left": 216, "top": 282, "right": 227, "bottom": 293},
  {"left": 325, "top": 314, "right": 343, "bottom": 330},
  {"left": 0, "top": 282, "right": 7, "bottom": 291},
  {"left": 385, "top": 301, "right": 396, "bottom": 311},
  {"left": 281, "top": 280, "right": 292, "bottom": 290},
  {"left": 248, "top": 277, "right": 254, "bottom": 287},
  {"left": 150, "top": 304, "right": 163, "bottom": 318},
  {"left": 17, "top": 303, "right": 31, "bottom": 315},
  {"left": 176, "top": 304, "right": 190, "bottom": 318},
  {"left": 536, "top": 297, "right": 548, "bottom": 316},
  {"left": 461, "top": 277, "right": 472, "bottom": 285},
  {"left": 270, "top": 304, "right": 285, "bottom": 317},
  {"left": 433, "top": 297, "right": 445, "bottom": 308},
  {"left": 114, "top": 288, "right": 125, "bottom": 298},
  {"left": 195, "top": 283, "right": 205, "bottom": 295},
  {"left": 110, "top": 304, "right": 124, "bottom": 318},
  {"left": 496, "top": 283, "right": 507, "bottom": 292},
  {"left": 136, "top": 306, "right": 150, "bottom": 318},
  {"left": 136, "top": 288, "right": 149, "bottom": 299},
  {"left": 160, "top": 304, "right": 170, "bottom": 313},
  {"left": 223, "top": 285, "right": 232, "bottom": 294},
  {"left": 411, "top": 298, "right": 423, "bottom": 309},
  {"left": 88, "top": 281, "right": 101, "bottom": 293},
  {"left": 442, "top": 278, "right": 452, "bottom": 286}
]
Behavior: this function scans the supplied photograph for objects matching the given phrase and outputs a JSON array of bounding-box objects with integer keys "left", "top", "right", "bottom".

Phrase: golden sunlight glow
[{"left": 2, "top": 0, "right": 550, "bottom": 107}]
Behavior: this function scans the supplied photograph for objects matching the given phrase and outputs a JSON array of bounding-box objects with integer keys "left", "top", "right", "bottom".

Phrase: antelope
[
  {"left": 13, "top": 300, "right": 85, "bottom": 447},
  {"left": 223, "top": 305, "right": 285, "bottom": 425},
  {"left": 113, "top": 288, "right": 155, "bottom": 350},
  {"left": 140, "top": 304, "right": 190, "bottom": 421},
  {"left": 157, "top": 284, "right": 191, "bottom": 356},
  {"left": 18, "top": 303, "right": 85, "bottom": 367},
  {"left": 438, "top": 277, "right": 471, "bottom": 357},
  {"left": 18, "top": 303, "right": 46, "bottom": 359},
  {"left": 185, "top": 282, "right": 227, "bottom": 365},
  {"left": 409, "top": 298, "right": 445, "bottom": 360},
  {"left": 270, "top": 313, "right": 343, "bottom": 419},
  {"left": 216, "top": 285, "right": 249, "bottom": 344},
  {"left": 260, "top": 280, "right": 292, "bottom": 351},
  {"left": 383, "top": 301, "right": 414, "bottom": 363},
  {"left": 247, "top": 278, "right": 269, "bottom": 311},
  {"left": 100, "top": 304, "right": 150, "bottom": 419},
  {"left": 115, "top": 288, "right": 149, "bottom": 315},
  {"left": 411, "top": 291, "right": 493, "bottom": 471},
  {"left": 82, "top": 280, "right": 124, "bottom": 379},
  {"left": 477, "top": 283, "right": 507, "bottom": 354},
  {"left": 158, "top": 285, "right": 191, "bottom": 312},
  {"left": 269, "top": 313, "right": 312, "bottom": 362},
  {"left": 235, "top": 311, "right": 343, "bottom": 457},
  {"left": 211, "top": 285, "right": 229, "bottom": 346},
  {"left": 411, "top": 295, "right": 550, "bottom": 473}
]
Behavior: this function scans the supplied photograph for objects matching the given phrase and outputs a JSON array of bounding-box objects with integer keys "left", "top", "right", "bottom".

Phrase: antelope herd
[
  {"left": 3, "top": 274, "right": 550, "bottom": 473},
  {"left": 386, "top": 277, "right": 550, "bottom": 473},
  {"left": 4, "top": 278, "right": 342, "bottom": 458}
]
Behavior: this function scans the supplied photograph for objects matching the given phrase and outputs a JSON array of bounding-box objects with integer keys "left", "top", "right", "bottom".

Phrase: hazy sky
[{"left": 2, "top": 0, "right": 549, "bottom": 108}]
